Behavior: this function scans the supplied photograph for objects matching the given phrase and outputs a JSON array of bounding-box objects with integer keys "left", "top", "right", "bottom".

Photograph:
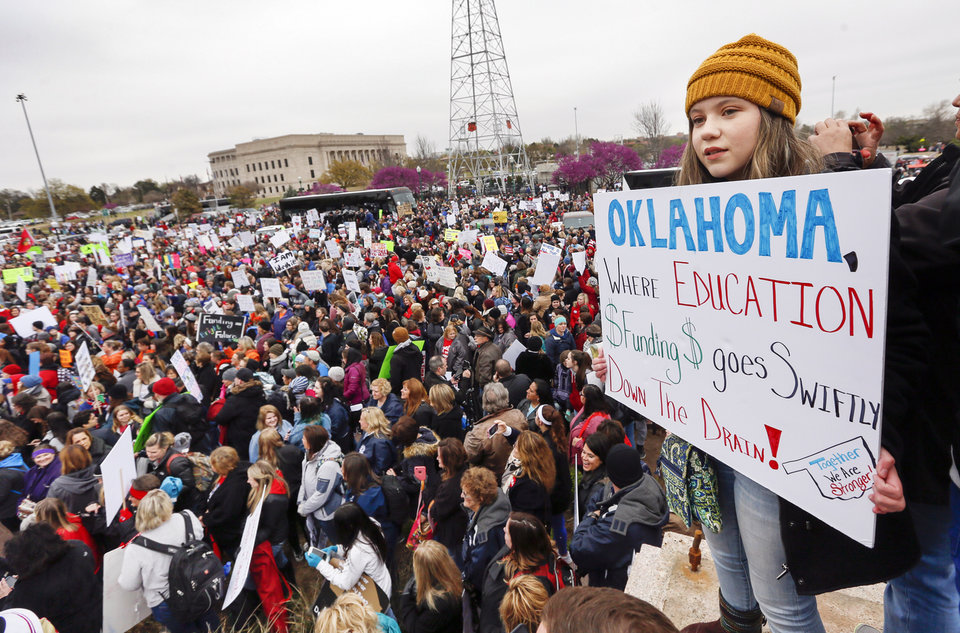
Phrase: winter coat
[
  {"left": 396, "top": 427, "right": 441, "bottom": 516},
  {"left": 9, "top": 540, "right": 100, "bottom": 633},
  {"left": 147, "top": 448, "right": 200, "bottom": 512},
  {"left": 479, "top": 546, "right": 564, "bottom": 633},
  {"left": 367, "top": 346, "right": 389, "bottom": 382},
  {"left": 255, "top": 482, "right": 289, "bottom": 546},
  {"left": 298, "top": 441, "right": 344, "bottom": 522},
  {"left": 214, "top": 380, "right": 267, "bottom": 460},
  {"left": 544, "top": 327, "right": 575, "bottom": 367},
  {"left": 464, "top": 408, "right": 528, "bottom": 479},
  {"left": 446, "top": 328, "right": 475, "bottom": 380},
  {"left": 410, "top": 402, "right": 436, "bottom": 429},
  {"left": 461, "top": 489, "right": 511, "bottom": 594},
  {"left": 366, "top": 393, "right": 404, "bottom": 425},
  {"left": 193, "top": 361, "right": 219, "bottom": 406},
  {"left": 324, "top": 398, "right": 352, "bottom": 453},
  {"left": 472, "top": 341, "right": 502, "bottom": 390},
  {"left": 118, "top": 510, "right": 205, "bottom": 607},
  {"left": 357, "top": 433, "right": 395, "bottom": 476},
  {"left": 313, "top": 534, "right": 392, "bottom": 596},
  {"left": 20, "top": 455, "right": 61, "bottom": 503},
  {"left": 343, "top": 360, "right": 370, "bottom": 407},
  {"left": 577, "top": 466, "right": 608, "bottom": 521},
  {"left": 47, "top": 464, "right": 101, "bottom": 514},
  {"left": 199, "top": 464, "right": 251, "bottom": 555},
  {"left": 149, "top": 392, "right": 204, "bottom": 444},
  {"left": 430, "top": 467, "right": 469, "bottom": 552},
  {"left": 397, "top": 579, "right": 462, "bottom": 633},
  {"left": 0, "top": 453, "right": 27, "bottom": 519},
  {"left": 389, "top": 342, "right": 424, "bottom": 395},
  {"left": 545, "top": 434, "right": 572, "bottom": 515},
  {"left": 570, "top": 476, "right": 668, "bottom": 590},
  {"left": 515, "top": 350, "right": 554, "bottom": 385},
  {"left": 431, "top": 405, "right": 465, "bottom": 441},
  {"left": 499, "top": 373, "right": 532, "bottom": 408},
  {"left": 249, "top": 420, "right": 294, "bottom": 461}
]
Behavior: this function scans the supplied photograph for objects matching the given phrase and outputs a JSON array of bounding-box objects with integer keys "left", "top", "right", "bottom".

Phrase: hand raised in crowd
[
  {"left": 850, "top": 111, "right": 884, "bottom": 167},
  {"left": 808, "top": 118, "right": 855, "bottom": 156},
  {"left": 592, "top": 347, "right": 607, "bottom": 382},
  {"left": 870, "top": 447, "right": 906, "bottom": 514}
]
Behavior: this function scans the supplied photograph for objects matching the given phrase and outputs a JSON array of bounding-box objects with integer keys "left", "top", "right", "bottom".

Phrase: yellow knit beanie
[{"left": 686, "top": 34, "right": 801, "bottom": 124}]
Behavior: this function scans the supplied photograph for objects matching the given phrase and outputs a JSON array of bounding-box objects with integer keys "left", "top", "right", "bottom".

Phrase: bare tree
[
  {"left": 633, "top": 100, "right": 669, "bottom": 166},
  {"left": 414, "top": 134, "right": 437, "bottom": 161}
]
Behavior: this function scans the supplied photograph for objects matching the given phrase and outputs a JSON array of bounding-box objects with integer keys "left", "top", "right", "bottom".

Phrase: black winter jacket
[
  {"left": 389, "top": 342, "right": 424, "bottom": 395},
  {"left": 199, "top": 463, "right": 252, "bottom": 554},
  {"left": 214, "top": 381, "right": 267, "bottom": 460}
]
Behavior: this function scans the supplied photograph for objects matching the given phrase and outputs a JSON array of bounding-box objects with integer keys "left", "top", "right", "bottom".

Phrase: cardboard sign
[
  {"left": 196, "top": 313, "right": 247, "bottom": 345},
  {"left": 231, "top": 269, "right": 249, "bottom": 288},
  {"left": 482, "top": 235, "right": 499, "bottom": 252},
  {"left": 270, "top": 228, "right": 291, "bottom": 248},
  {"left": 369, "top": 243, "right": 388, "bottom": 258},
  {"left": 325, "top": 239, "right": 341, "bottom": 259},
  {"left": 493, "top": 210, "right": 508, "bottom": 223},
  {"left": 572, "top": 250, "right": 587, "bottom": 273},
  {"left": 15, "top": 279, "right": 26, "bottom": 302},
  {"left": 503, "top": 339, "right": 527, "bottom": 369},
  {"left": 342, "top": 269, "right": 361, "bottom": 293},
  {"left": 300, "top": 270, "right": 326, "bottom": 292},
  {"left": 269, "top": 250, "right": 298, "bottom": 273},
  {"left": 444, "top": 229, "right": 461, "bottom": 242},
  {"left": 223, "top": 490, "right": 267, "bottom": 609},
  {"left": 82, "top": 305, "right": 109, "bottom": 327},
  {"left": 239, "top": 231, "right": 256, "bottom": 247},
  {"left": 594, "top": 170, "right": 892, "bottom": 546},
  {"left": 114, "top": 252, "right": 135, "bottom": 267}
]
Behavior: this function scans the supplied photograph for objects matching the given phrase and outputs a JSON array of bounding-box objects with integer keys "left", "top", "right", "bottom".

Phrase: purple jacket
[
  {"left": 343, "top": 361, "right": 370, "bottom": 407},
  {"left": 21, "top": 456, "right": 62, "bottom": 502}
]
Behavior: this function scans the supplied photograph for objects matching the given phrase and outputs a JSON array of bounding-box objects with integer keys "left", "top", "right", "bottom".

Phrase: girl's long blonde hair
[
  {"left": 314, "top": 592, "right": 379, "bottom": 633},
  {"left": 677, "top": 108, "right": 823, "bottom": 185},
  {"left": 246, "top": 460, "right": 287, "bottom": 510},
  {"left": 413, "top": 541, "right": 463, "bottom": 610},
  {"left": 515, "top": 431, "right": 556, "bottom": 492}
]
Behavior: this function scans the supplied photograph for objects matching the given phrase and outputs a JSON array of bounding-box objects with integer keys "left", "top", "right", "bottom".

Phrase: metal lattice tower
[{"left": 447, "top": 0, "right": 531, "bottom": 197}]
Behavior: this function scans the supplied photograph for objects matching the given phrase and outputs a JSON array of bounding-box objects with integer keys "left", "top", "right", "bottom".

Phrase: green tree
[
  {"left": 228, "top": 185, "right": 255, "bottom": 208},
  {"left": 282, "top": 186, "right": 297, "bottom": 198},
  {"left": 89, "top": 185, "right": 107, "bottom": 206},
  {"left": 321, "top": 160, "right": 373, "bottom": 189},
  {"left": 19, "top": 179, "right": 95, "bottom": 218},
  {"left": 133, "top": 179, "right": 160, "bottom": 202},
  {"left": 171, "top": 187, "right": 201, "bottom": 217},
  {"left": 0, "top": 189, "right": 30, "bottom": 219}
]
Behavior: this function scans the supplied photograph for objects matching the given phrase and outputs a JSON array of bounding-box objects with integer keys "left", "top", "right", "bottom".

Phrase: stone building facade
[{"left": 208, "top": 133, "right": 407, "bottom": 198}]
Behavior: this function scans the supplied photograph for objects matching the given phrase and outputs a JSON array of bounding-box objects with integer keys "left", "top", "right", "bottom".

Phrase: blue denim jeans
[
  {"left": 151, "top": 601, "right": 219, "bottom": 633},
  {"left": 703, "top": 462, "right": 825, "bottom": 633},
  {"left": 885, "top": 499, "right": 960, "bottom": 632}
]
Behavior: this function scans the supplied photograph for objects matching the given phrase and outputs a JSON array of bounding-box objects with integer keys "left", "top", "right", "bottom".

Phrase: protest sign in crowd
[{"left": 0, "top": 32, "right": 958, "bottom": 633}]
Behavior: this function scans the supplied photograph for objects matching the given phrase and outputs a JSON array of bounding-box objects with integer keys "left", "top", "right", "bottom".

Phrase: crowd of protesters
[{"left": 0, "top": 31, "right": 957, "bottom": 633}]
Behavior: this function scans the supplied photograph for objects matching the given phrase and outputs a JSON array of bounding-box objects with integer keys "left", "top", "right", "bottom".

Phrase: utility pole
[{"left": 15, "top": 94, "right": 57, "bottom": 220}]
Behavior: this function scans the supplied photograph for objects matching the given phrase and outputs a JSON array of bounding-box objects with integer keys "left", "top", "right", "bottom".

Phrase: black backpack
[
  {"left": 169, "top": 394, "right": 208, "bottom": 444},
  {"left": 133, "top": 512, "right": 225, "bottom": 621},
  {"left": 380, "top": 474, "right": 410, "bottom": 525}
]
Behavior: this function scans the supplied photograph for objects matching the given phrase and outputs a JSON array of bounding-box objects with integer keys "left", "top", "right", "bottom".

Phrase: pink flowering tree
[
  {"left": 298, "top": 182, "right": 343, "bottom": 196},
  {"left": 552, "top": 153, "right": 596, "bottom": 191},
  {"left": 654, "top": 142, "right": 686, "bottom": 168},
  {"left": 370, "top": 166, "right": 446, "bottom": 194},
  {"left": 590, "top": 141, "right": 643, "bottom": 189}
]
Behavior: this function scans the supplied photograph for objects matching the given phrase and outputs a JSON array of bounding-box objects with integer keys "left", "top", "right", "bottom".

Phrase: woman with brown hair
[
  {"left": 533, "top": 405, "right": 573, "bottom": 559},
  {"left": 429, "top": 437, "right": 469, "bottom": 562},
  {"left": 479, "top": 512, "right": 565, "bottom": 633},
  {"left": 65, "top": 427, "right": 108, "bottom": 468},
  {"left": 46, "top": 445, "right": 100, "bottom": 514},
  {"left": 401, "top": 378, "right": 435, "bottom": 428},
  {"left": 249, "top": 404, "right": 293, "bottom": 462},
  {"left": 366, "top": 331, "right": 389, "bottom": 381},
  {"left": 502, "top": 431, "right": 556, "bottom": 525},
  {"left": 33, "top": 496, "right": 101, "bottom": 570},
  {"left": 397, "top": 540, "right": 463, "bottom": 632},
  {"left": 199, "top": 446, "right": 250, "bottom": 559}
]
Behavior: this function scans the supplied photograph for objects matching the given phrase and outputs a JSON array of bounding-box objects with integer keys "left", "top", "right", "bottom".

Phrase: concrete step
[{"left": 625, "top": 532, "right": 885, "bottom": 632}]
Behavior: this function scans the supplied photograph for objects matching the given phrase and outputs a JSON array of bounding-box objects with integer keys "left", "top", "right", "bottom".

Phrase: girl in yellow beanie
[{"left": 676, "top": 34, "right": 905, "bottom": 633}]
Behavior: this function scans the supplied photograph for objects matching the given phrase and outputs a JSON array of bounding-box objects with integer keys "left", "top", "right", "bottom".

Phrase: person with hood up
[
  {"left": 290, "top": 320, "right": 318, "bottom": 355},
  {"left": 297, "top": 425, "right": 343, "bottom": 547},
  {"left": 570, "top": 444, "right": 668, "bottom": 590},
  {"left": 214, "top": 368, "right": 267, "bottom": 460},
  {"left": 342, "top": 347, "right": 370, "bottom": 419},
  {"left": 0, "top": 441, "right": 27, "bottom": 532},
  {"left": 388, "top": 327, "right": 423, "bottom": 396},
  {"left": 267, "top": 343, "right": 291, "bottom": 384},
  {"left": 147, "top": 377, "right": 206, "bottom": 449},
  {"left": 19, "top": 444, "right": 60, "bottom": 509},
  {"left": 46, "top": 445, "right": 101, "bottom": 514},
  {"left": 271, "top": 301, "right": 293, "bottom": 340},
  {"left": 15, "top": 375, "right": 50, "bottom": 409}
]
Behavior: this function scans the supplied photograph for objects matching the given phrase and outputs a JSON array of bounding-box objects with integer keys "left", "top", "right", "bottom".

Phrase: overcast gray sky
[{"left": 2, "top": 0, "right": 957, "bottom": 194}]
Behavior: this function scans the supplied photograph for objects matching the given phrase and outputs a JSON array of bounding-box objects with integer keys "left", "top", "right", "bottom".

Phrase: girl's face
[
  {"left": 145, "top": 444, "right": 165, "bottom": 462},
  {"left": 582, "top": 444, "right": 601, "bottom": 472},
  {"left": 116, "top": 408, "right": 131, "bottom": 424},
  {"left": 34, "top": 452, "right": 54, "bottom": 468},
  {"left": 247, "top": 474, "right": 257, "bottom": 488},
  {"left": 689, "top": 96, "right": 762, "bottom": 181},
  {"left": 400, "top": 384, "right": 409, "bottom": 400},
  {"left": 265, "top": 412, "right": 279, "bottom": 428},
  {"left": 73, "top": 433, "right": 91, "bottom": 450},
  {"left": 563, "top": 355, "right": 574, "bottom": 369}
]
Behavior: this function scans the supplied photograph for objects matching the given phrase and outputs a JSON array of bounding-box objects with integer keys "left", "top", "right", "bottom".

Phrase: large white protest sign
[
  {"left": 325, "top": 239, "right": 342, "bottom": 259},
  {"left": 237, "top": 294, "right": 255, "bottom": 313},
  {"left": 76, "top": 341, "right": 96, "bottom": 391},
  {"left": 572, "top": 250, "right": 587, "bottom": 273},
  {"left": 345, "top": 221, "right": 357, "bottom": 242},
  {"left": 260, "top": 277, "right": 282, "bottom": 299},
  {"left": 101, "top": 427, "right": 137, "bottom": 523},
  {"left": 10, "top": 306, "right": 58, "bottom": 338},
  {"left": 231, "top": 269, "right": 249, "bottom": 288},
  {"left": 171, "top": 350, "right": 204, "bottom": 403},
  {"left": 436, "top": 266, "right": 457, "bottom": 288},
  {"left": 480, "top": 251, "right": 507, "bottom": 276},
  {"left": 138, "top": 306, "right": 163, "bottom": 333},
  {"left": 594, "top": 170, "right": 892, "bottom": 546},
  {"left": 86, "top": 266, "right": 98, "bottom": 287},
  {"left": 103, "top": 548, "right": 151, "bottom": 633},
  {"left": 306, "top": 208, "right": 319, "bottom": 225},
  {"left": 270, "top": 228, "right": 291, "bottom": 248},
  {"left": 300, "top": 269, "right": 326, "bottom": 292},
  {"left": 503, "top": 339, "right": 527, "bottom": 369},
  {"left": 344, "top": 250, "right": 363, "bottom": 268},
  {"left": 239, "top": 231, "right": 256, "bottom": 247},
  {"left": 342, "top": 269, "right": 361, "bottom": 293},
  {"left": 269, "top": 250, "right": 298, "bottom": 273},
  {"left": 529, "top": 252, "right": 561, "bottom": 288},
  {"left": 15, "top": 279, "right": 26, "bottom": 303},
  {"left": 223, "top": 490, "right": 267, "bottom": 609}
]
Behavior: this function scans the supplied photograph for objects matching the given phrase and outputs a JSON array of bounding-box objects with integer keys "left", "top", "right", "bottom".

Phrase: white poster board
[
  {"left": 103, "top": 548, "right": 151, "bottom": 633},
  {"left": 480, "top": 251, "right": 507, "bottom": 276},
  {"left": 342, "top": 269, "right": 361, "bottom": 293},
  {"left": 503, "top": 339, "right": 527, "bottom": 369},
  {"left": 529, "top": 252, "right": 561, "bottom": 288},
  {"left": 572, "top": 251, "right": 587, "bottom": 273},
  {"left": 222, "top": 490, "right": 266, "bottom": 609},
  {"left": 231, "top": 270, "right": 249, "bottom": 288},
  {"left": 9, "top": 306, "right": 58, "bottom": 338},
  {"left": 239, "top": 231, "right": 256, "bottom": 247},
  {"left": 237, "top": 294, "right": 255, "bottom": 313},
  {"left": 300, "top": 270, "right": 326, "bottom": 292},
  {"left": 269, "top": 251, "right": 297, "bottom": 273},
  {"left": 138, "top": 306, "right": 163, "bottom": 333},
  {"left": 269, "top": 229, "right": 290, "bottom": 248},
  {"left": 171, "top": 350, "right": 204, "bottom": 404},
  {"left": 76, "top": 341, "right": 96, "bottom": 391},
  {"left": 100, "top": 427, "right": 137, "bottom": 523},
  {"left": 325, "top": 239, "right": 342, "bottom": 259},
  {"left": 594, "top": 170, "right": 892, "bottom": 546},
  {"left": 260, "top": 277, "right": 282, "bottom": 299}
]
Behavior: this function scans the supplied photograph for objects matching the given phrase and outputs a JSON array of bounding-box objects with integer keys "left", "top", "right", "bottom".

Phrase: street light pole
[
  {"left": 830, "top": 75, "right": 837, "bottom": 118},
  {"left": 416, "top": 165, "right": 422, "bottom": 200},
  {"left": 15, "top": 94, "right": 57, "bottom": 220}
]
